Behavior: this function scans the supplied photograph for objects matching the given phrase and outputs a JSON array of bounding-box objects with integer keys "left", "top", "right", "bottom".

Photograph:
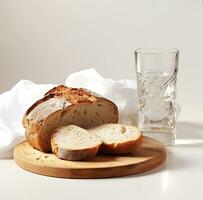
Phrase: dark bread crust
[
  {"left": 45, "top": 85, "right": 97, "bottom": 103},
  {"left": 25, "top": 86, "right": 97, "bottom": 117},
  {"left": 99, "top": 134, "right": 143, "bottom": 154},
  {"left": 23, "top": 85, "right": 118, "bottom": 152}
]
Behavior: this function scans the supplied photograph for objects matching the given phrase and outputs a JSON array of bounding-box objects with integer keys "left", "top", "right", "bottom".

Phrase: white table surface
[{"left": 1, "top": 105, "right": 203, "bottom": 200}]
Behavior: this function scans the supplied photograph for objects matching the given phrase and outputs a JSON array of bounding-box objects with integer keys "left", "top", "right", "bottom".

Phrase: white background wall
[{"left": 0, "top": 0, "right": 203, "bottom": 117}]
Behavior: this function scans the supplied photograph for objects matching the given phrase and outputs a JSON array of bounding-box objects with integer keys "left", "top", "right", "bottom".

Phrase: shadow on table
[
  {"left": 175, "top": 121, "right": 203, "bottom": 147},
  {"left": 144, "top": 121, "right": 203, "bottom": 174},
  {"left": 124, "top": 121, "right": 203, "bottom": 178}
]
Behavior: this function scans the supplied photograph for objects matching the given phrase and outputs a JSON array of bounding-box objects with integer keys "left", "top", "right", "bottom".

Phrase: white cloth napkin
[
  {"left": 0, "top": 80, "right": 55, "bottom": 158},
  {"left": 0, "top": 68, "right": 179, "bottom": 159}
]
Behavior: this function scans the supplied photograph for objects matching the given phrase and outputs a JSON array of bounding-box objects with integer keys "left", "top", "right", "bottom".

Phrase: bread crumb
[
  {"left": 36, "top": 155, "right": 41, "bottom": 160},
  {"left": 121, "top": 126, "right": 126, "bottom": 134}
]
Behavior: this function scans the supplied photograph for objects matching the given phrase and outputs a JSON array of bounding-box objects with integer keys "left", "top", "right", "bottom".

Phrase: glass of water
[{"left": 135, "top": 48, "right": 179, "bottom": 145}]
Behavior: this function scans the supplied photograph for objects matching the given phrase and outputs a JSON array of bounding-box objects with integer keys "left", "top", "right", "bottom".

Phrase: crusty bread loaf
[
  {"left": 89, "top": 124, "right": 143, "bottom": 154},
  {"left": 23, "top": 85, "right": 118, "bottom": 152},
  {"left": 51, "top": 125, "right": 102, "bottom": 161}
]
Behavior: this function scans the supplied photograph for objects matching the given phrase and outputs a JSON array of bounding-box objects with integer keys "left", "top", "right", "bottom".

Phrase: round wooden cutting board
[{"left": 14, "top": 137, "right": 166, "bottom": 178}]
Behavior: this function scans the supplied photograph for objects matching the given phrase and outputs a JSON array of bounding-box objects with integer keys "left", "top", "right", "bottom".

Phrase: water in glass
[{"left": 137, "top": 71, "right": 177, "bottom": 144}]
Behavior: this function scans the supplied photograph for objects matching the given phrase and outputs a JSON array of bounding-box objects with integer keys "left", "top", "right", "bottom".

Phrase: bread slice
[
  {"left": 89, "top": 124, "right": 143, "bottom": 154},
  {"left": 23, "top": 85, "right": 118, "bottom": 152},
  {"left": 51, "top": 124, "right": 142, "bottom": 160},
  {"left": 51, "top": 125, "right": 102, "bottom": 161}
]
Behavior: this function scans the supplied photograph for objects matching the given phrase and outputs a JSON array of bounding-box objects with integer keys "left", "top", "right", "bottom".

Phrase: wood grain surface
[{"left": 14, "top": 136, "right": 166, "bottom": 179}]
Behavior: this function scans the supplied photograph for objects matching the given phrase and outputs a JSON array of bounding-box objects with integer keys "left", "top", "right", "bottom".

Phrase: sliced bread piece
[
  {"left": 51, "top": 125, "right": 102, "bottom": 161},
  {"left": 89, "top": 124, "right": 143, "bottom": 154}
]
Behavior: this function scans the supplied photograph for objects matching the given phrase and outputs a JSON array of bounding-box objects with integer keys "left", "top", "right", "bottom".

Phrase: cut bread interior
[
  {"left": 51, "top": 125, "right": 102, "bottom": 161},
  {"left": 89, "top": 124, "right": 143, "bottom": 154}
]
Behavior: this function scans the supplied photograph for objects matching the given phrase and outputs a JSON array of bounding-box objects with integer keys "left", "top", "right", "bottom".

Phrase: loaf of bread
[
  {"left": 51, "top": 125, "right": 102, "bottom": 161},
  {"left": 23, "top": 85, "right": 118, "bottom": 152},
  {"left": 89, "top": 124, "right": 143, "bottom": 154},
  {"left": 51, "top": 124, "right": 143, "bottom": 160}
]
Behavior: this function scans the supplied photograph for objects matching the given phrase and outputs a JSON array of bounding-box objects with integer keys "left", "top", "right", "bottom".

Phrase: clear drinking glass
[{"left": 135, "top": 48, "right": 179, "bottom": 145}]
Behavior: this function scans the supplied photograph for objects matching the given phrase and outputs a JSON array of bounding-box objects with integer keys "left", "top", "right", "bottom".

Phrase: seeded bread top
[
  {"left": 45, "top": 85, "right": 97, "bottom": 103},
  {"left": 25, "top": 85, "right": 98, "bottom": 116}
]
